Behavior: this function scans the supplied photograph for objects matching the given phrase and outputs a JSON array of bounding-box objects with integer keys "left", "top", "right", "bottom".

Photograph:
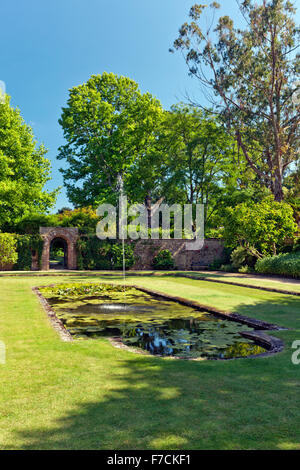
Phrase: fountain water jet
[{"left": 117, "top": 174, "right": 126, "bottom": 301}]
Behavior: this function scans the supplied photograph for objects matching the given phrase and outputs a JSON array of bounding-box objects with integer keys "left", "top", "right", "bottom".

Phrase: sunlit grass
[{"left": 0, "top": 273, "right": 299, "bottom": 449}]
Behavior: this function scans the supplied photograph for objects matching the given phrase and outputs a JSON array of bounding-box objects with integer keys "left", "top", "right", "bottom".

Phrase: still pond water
[{"left": 41, "top": 284, "right": 266, "bottom": 360}]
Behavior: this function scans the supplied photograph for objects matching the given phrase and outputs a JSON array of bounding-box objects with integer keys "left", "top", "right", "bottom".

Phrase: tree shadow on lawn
[
  {"left": 181, "top": 270, "right": 300, "bottom": 283},
  {"left": 14, "top": 294, "right": 300, "bottom": 450},
  {"left": 230, "top": 295, "right": 300, "bottom": 331},
  {"left": 14, "top": 352, "right": 300, "bottom": 450}
]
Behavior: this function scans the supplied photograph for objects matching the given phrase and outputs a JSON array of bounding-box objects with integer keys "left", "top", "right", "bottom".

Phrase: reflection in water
[
  {"left": 43, "top": 285, "right": 266, "bottom": 360},
  {"left": 119, "top": 318, "right": 264, "bottom": 359}
]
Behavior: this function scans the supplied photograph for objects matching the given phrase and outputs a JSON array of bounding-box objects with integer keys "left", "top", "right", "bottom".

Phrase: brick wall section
[
  {"left": 31, "top": 251, "right": 39, "bottom": 271},
  {"left": 37, "top": 228, "right": 223, "bottom": 271},
  {"left": 132, "top": 239, "right": 224, "bottom": 270},
  {"left": 0, "top": 263, "right": 15, "bottom": 271}
]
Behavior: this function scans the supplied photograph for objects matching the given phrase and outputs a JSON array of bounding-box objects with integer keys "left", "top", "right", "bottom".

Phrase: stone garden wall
[
  {"left": 132, "top": 238, "right": 224, "bottom": 270},
  {"left": 0, "top": 263, "right": 15, "bottom": 271},
  {"left": 1, "top": 230, "right": 224, "bottom": 271}
]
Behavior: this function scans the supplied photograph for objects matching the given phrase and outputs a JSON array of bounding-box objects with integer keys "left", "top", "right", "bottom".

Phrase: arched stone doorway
[{"left": 40, "top": 227, "right": 79, "bottom": 271}]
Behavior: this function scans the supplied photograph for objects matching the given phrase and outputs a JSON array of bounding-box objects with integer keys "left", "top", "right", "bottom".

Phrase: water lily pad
[{"left": 44, "top": 282, "right": 266, "bottom": 359}]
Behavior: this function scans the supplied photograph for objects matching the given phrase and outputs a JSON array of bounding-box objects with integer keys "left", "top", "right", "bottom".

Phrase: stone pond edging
[
  {"left": 33, "top": 283, "right": 285, "bottom": 361},
  {"left": 33, "top": 287, "right": 73, "bottom": 342}
]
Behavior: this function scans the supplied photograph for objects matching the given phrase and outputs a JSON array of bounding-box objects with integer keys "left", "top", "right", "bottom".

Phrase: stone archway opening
[
  {"left": 40, "top": 227, "right": 79, "bottom": 271},
  {"left": 50, "top": 237, "right": 68, "bottom": 270}
]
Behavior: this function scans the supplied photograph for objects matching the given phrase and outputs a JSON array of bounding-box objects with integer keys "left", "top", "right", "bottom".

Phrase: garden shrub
[
  {"left": 14, "top": 214, "right": 59, "bottom": 234},
  {"left": 58, "top": 207, "right": 100, "bottom": 235},
  {"left": 293, "top": 238, "right": 300, "bottom": 253},
  {"left": 76, "top": 237, "right": 135, "bottom": 270},
  {"left": 255, "top": 253, "right": 300, "bottom": 278},
  {"left": 77, "top": 237, "right": 111, "bottom": 270},
  {"left": 209, "top": 258, "right": 223, "bottom": 270},
  {"left": 152, "top": 250, "right": 175, "bottom": 270},
  {"left": 223, "top": 197, "right": 297, "bottom": 257},
  {"left": 231, "top": 246, "right": 256, "bottom": 269},
  {"left": 219, "top": 264, "right": 236, "bottom": 272},
  {"left": 205, "top": 227, "right": 224, "bottom": 239},
  {"left": 13, "top": 208, "right": 100, "bottom": 236},
  {"left": 0, "top": 233, "right": 18, "bottom": 269},
  {"left": 110, "top": 244, "right": 135, "bottom": 270},
  {"left": 238, "top": 265, "right": 254, "bottom": 274}
]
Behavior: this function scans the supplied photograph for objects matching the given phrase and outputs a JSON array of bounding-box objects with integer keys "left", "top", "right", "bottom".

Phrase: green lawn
[
  {"left": 0, "top": 273, "right": 300, "bottom": 450},
  {"left": 176, "top": 271, "right": 300, "bottom": 294}
]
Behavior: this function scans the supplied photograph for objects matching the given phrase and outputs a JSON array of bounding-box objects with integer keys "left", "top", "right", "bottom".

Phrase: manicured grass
[
  {"left": 3, "top": 269, "right": 300, "bottom": 293},
  {"left": 0, "top": 273, "right": 300, "bottom": 450},
  {"left": 176, "top": 270, "right": 300, "bottom": 294}
]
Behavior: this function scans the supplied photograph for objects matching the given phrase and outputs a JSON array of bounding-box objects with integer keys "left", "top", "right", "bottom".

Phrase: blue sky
[{"left": 1, "top": 0, "right": 299, "bottom": 211}]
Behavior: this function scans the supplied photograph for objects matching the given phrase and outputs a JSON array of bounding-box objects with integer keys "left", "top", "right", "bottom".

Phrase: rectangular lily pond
[{"left": 40, "top": 283, "right": 266, "bottom": 360}]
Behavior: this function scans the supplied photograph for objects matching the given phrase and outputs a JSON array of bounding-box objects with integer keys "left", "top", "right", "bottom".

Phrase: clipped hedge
[{"left": 255, "top": 253, "right": 300, "bottom": 278}]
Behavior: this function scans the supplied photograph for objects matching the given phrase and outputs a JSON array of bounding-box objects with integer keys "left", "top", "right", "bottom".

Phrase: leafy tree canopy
[
  {"left": 223, "top": 196, "right": 297, "bottom": 257},
  {"left": 58, "top": 72, "right": 164, "bottom": 206},
  {"left": 13, "top": 207, "right": 99, "bottom": 235},
  {"left": 173, "top": 0, "right": 300, "bottom": 202},
  {"left": 0, "top": 95, "right": 58, "bottom": 228},
  {"left": 57, "top": 206, "right": 100, "bottom": 234},
  {"left": 159, "top": 104, "right": 243, "bottom": 218},
  {"left": 128, "top": 103, "right": 247, "bottom": 222}
]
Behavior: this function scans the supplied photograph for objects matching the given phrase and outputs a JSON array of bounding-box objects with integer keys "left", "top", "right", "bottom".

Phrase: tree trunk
[
  {"left": 273, "top": 170, "right": 284, "bottom": 202},
  {"left": 145, "top": 193, "right": 152, "bottom": 230}
]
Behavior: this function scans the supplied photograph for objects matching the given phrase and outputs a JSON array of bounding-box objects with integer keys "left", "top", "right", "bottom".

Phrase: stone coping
[{"left": 33, "top": 283, "right": 285, "bottom": 361}]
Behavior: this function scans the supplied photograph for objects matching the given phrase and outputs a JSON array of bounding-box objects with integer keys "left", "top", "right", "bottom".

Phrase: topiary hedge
[{"left": 255, "top": 253, "right": 300, "bottom": 278}]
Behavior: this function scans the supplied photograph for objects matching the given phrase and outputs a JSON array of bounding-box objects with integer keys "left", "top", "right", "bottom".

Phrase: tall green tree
[
  {"left": 128, "top": 103, "right": 255, "bottom": 229},
  {"left": 58, "top": 72, "right": 163, "bottom": 206},
  {"left": 141, "top": 103, "right": 243, "bottom": 223},
  {"left": 0, "top": 95, "right": 57, "bottom": 228},
  {"left": 223, "top": 197, "right": 297, "bottom": 257},
  {"left": 172, "top": 0, "right": 300, "bottom": 201}
]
